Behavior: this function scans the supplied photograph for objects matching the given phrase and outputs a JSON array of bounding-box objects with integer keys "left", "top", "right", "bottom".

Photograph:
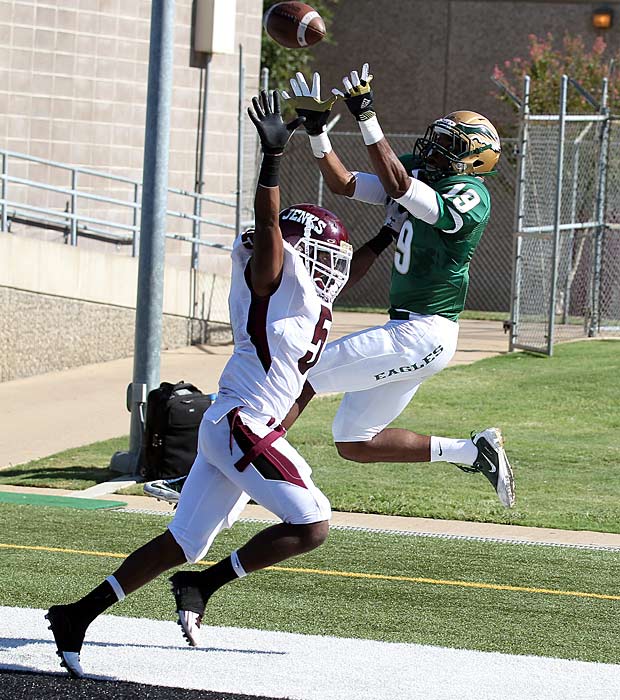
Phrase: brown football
[{"left": 263, "top": 2, "right": 326, "bottom": 49}]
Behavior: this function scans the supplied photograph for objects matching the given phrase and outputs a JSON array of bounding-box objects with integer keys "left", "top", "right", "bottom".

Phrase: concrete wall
[
  {"left": 0, "top": 0, "right": 262, "bottom": 258},
  {"left": 312, "top": 0, "right": 620, "bottom": 134},
  {"left": 0, "top": 233, "right": 232, "bottom": 382}
]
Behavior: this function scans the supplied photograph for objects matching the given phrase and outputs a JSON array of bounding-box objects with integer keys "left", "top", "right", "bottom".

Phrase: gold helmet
[{"left": 413, "top": 110, "right": 501, "bottom": 179}]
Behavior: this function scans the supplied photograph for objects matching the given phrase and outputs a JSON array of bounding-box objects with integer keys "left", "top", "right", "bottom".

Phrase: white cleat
[
  {"left": 177, "top": 609, "right": 202, "bottom": 647},
  {"left": 471, "top": 427, "right": 516, "bottom": 508},
  {"left": 59, "top": 651, "right": 84, "bottom": 678},
  {"left": 143, "top": 476, "right": 187, "bottom": 505}
]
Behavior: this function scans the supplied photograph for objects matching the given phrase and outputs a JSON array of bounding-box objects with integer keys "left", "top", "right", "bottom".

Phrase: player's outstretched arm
[
  {"left": 281, "top": 71, "right": 356, "bottom": 197},
  {"left": 247, "top": 90, "right": 305, "bottom": 297},
  {"left": 334, "top": 64, "right": 410, "bottom": 199}
]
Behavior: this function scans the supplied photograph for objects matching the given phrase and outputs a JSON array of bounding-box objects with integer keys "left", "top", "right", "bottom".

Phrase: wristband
[
  {"left": 358, "top": 115, "right": 384, "bottom": 146},
  {"left": 366, "top": 226, "right": 394, "bottom": 256},
  {"left": 258, "top": 153, "right": 281, "bottom": 188},
  {"left": 309, "top": 132, "right": 332, "bottom": 159}
]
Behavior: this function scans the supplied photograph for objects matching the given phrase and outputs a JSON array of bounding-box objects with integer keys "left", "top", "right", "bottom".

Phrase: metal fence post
[
  {"left": 547, "top": 75, "right": 568, "bottom": 356},
  {"left": 70, "top": 169, "right": 78, "bottom": 246},
  {"left": 509, "top": 75, "right": 530, "bottom": 352},
  {"left": 132, "top": 182, "right": 140, "bottom": 257},
  {"left": 261, "top": 65, "right": 269, "bottom": 93},
  {"left": 1, "top": 153, "right": 7, "bottom": 232},
  {"left": 589, "top": 77, "right": 610, "bottom": 337},
  {"left": 235, "top": 45, "right": 245, "bottom": 239}
]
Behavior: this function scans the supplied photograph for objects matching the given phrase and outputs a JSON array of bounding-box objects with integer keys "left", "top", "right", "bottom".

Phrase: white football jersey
[{"left": 207, "top": 234, "right": 333, "bottom": 425}]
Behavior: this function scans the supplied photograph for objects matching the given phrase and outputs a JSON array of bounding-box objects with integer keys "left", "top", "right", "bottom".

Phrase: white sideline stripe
[{"left": 1, "top": 607, "right": 619, "bottom": 700}]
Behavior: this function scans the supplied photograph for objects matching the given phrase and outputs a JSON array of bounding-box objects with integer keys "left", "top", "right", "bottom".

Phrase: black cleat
[
  {"left": 169, "top": 571, "right": 208, "bottom": 647},
  {"left": 45, "top": 605, "right": 86, "bottom": 678}
]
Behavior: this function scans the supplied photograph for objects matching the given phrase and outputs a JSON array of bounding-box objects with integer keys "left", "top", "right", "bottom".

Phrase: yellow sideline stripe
[{"left": 2, "top": 541, "right": 619, "bottom": 602}]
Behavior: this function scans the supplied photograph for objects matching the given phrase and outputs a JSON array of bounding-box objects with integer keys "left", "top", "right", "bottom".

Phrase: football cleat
[
  {"left": 170, "top": 571, "right": 208, "bottom": 647},
  {"left": 456, "top": 427, "right": 515, "bottom": 508},
  {"left": 45, "top": 605, "right": 86, "bottom": 678},
  {"left": 143, "top": 475, "right": 187, "bottom": 505}
]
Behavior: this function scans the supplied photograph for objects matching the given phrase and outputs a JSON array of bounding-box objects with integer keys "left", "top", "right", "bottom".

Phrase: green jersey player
[{"left": 281, "top": 66, "right": 515, "bottom": 508}]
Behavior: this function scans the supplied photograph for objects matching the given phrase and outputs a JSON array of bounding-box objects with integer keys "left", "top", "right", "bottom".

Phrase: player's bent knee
[{"left": 296, "top": 520, "right": 329, "bottom": 552}]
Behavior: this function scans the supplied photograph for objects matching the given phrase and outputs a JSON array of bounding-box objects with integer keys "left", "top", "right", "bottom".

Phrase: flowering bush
[{"left": 494, "top": 33, "right": 620, "bottom": 114}]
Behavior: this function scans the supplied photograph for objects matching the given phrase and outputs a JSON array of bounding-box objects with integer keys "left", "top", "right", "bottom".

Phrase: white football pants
[
  {"left": 308, "top": 314, "right": 459, "bottom": 442},
  {"left": 168, "top": 408, "right": 331, "bottom": 563}
]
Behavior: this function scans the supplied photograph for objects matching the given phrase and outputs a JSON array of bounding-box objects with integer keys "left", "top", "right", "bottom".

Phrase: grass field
[
  {"left": 1, "top": 341, "right": 619, "bottom": 532},
  {"left": 1, "top": 503, "right": 619, "bottom": 665}
]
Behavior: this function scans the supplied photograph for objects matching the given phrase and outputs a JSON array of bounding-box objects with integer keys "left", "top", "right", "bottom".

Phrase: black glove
[
  {"left": 333, "top": 63, "right": 375, "bottom": 122},
  {"left": 248, "top": 90, "right": 305, "bottom": 155},
  {"left": 281, "top": 71, "right": 338, "bottom": 137}
]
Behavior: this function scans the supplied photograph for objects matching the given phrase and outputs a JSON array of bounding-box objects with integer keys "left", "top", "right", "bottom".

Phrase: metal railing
[{"left": 0, "top": 148, "right": 244, "bottom": 256}]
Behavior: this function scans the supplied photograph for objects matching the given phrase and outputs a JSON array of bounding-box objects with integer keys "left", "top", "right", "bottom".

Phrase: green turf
[
  {"left": 0, "top": 492, "right": 126, "bottom": 510},
  {"left": 1, "top": 503, "right": 619, "bottom": 664},
  {"left": 2, "top": 341, "right": 619, "bottom": 532}
]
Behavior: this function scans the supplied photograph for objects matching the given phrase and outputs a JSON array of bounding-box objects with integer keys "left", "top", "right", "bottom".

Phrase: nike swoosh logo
[
  {"left": 481, "top": 453, "right": 497, "bottom": 473},
  {"left": 443, "top": 207, "right": 464, "bottom": 234},
  {"left": 438, "top": 443, "right": 443, "bottom": 456}
]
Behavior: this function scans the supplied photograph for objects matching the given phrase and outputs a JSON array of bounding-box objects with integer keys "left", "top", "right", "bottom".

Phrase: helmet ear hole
[{"left": 473, "top": 159, "right": 484, "bottom": 168}]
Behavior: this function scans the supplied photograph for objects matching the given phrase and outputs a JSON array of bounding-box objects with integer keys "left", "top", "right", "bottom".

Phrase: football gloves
[
  {"left": 383, "top": 198, "right": 409, "bottom": 237},
  {"left": 247, "top": 90, "right": 305, "bottom": 155},
  {"left": 281, "top": 71, "right": 338, "bottom": 136},
  {"left": 333, "top": 63, "right": 375, "bottom": 122}
]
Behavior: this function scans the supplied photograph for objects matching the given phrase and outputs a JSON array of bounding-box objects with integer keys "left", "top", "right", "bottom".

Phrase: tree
[
  {"left": 261, "top": 0, "right": 339, "bottom": 94},
  {"left": 493, "top": 33, "right": 620, "bottom": 115}
]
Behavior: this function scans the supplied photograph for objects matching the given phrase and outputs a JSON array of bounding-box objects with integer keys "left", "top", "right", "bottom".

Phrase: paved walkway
[
  {"left": 2, "top": 484, "right": 619, "bottom": 549},
  {"left": 0, "top": 313, "right": 507, "bottom": 468}
]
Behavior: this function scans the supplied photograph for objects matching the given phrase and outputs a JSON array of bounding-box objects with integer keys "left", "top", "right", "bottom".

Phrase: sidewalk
[
  {"left": 0, "top": 313, "right": 507, "bottom": 468},
  {"left": 2, "top": 483, "right": 619, "bottom": 550}
]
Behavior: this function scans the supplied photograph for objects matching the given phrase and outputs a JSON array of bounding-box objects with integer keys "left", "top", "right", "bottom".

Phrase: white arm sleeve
[
  {"left": 348, "top": 171, "right": 388, "bottom": 205},
  {"left": 395, "top": 177, "right": 440, "bottom": 225}
]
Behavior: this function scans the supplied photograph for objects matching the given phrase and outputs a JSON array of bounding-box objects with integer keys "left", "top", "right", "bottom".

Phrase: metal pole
[
  {"left": 235, "top": 45, "right": 245, "bottom": 239},
  {"left": 1, "top": 153, "right": 6, "bottom": 232},
  {"left": 191, "top": 54, "right": 212, "bottom": 317},
  {"left": 70, "top": 169, "right": 78, "bottom": 246},
  {"left": 111, "top": 0, "right": 176, "bottom": 474},
  {"left": 547, "top": 75, "right": 568, "bottom": 356},
  {"left": 562, "top": 142, "right": 580, "bottom": 325},
  {"left": 590, "top": 77, "right": 610, "bottom": 337},
  {"left": 132, "top": 182, "right": 140, "bottom": 257},
  {"left": 261, "top": 65, "right": 269, "bottom": 93},
  {"left": 509, "top": 75, "right": 530, "bottom": 352}
]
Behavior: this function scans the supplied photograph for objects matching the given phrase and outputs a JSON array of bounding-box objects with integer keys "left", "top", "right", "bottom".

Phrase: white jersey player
[{"left": 45, "top": 90, "right": 354, "bottom": 676}]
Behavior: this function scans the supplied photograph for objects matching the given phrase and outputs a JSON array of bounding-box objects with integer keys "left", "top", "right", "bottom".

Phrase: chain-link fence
[
  {"left": 509, "top": 75, "right": 620, "bottom": 354},
  {"left": 278, "top": 130, "right": 516, "bottom": 312}
]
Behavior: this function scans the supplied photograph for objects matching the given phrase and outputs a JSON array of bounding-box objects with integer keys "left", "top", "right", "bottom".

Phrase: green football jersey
[{"left": 389, "top": 154, "right": 491, "bottom": 321}]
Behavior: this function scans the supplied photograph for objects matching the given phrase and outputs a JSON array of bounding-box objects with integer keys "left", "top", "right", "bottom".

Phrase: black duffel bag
[{"left": 140, "top": 381, "right": 214, "bottom": 481}]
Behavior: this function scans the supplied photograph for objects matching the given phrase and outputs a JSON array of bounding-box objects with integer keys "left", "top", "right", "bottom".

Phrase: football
[{"left": 263, "top": 2, "right": 326, "bottom": 49}]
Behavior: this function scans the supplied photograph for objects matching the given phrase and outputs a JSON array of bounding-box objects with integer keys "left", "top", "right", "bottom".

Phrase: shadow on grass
[{"left": 0, "top": 465, "right": 113, "bottom": 486}]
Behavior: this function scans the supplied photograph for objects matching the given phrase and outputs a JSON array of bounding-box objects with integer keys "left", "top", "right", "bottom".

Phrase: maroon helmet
[{"left": 279, "top": 204, "right": 353, "bottom": 303}]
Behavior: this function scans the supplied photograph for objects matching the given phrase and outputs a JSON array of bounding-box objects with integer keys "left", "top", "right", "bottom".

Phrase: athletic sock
[
  {"left": 70, "top": 576, "right": 124, "bottom": 626},
  {"left": 196, "top": 550, "right": 246, "bottom": 599},
  {"left": 430, "top": 436, "right": 478, "bottom": 465}
]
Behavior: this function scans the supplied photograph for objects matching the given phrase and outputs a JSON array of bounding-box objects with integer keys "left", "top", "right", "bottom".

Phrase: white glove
[{"left": 281, "top": 71, "right": 338, "bottom": 137}]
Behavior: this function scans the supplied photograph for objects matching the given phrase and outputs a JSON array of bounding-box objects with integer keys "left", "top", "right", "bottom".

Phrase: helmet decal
[{"left": 413, "top": 110, "right": 501, "bottom": 180}]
